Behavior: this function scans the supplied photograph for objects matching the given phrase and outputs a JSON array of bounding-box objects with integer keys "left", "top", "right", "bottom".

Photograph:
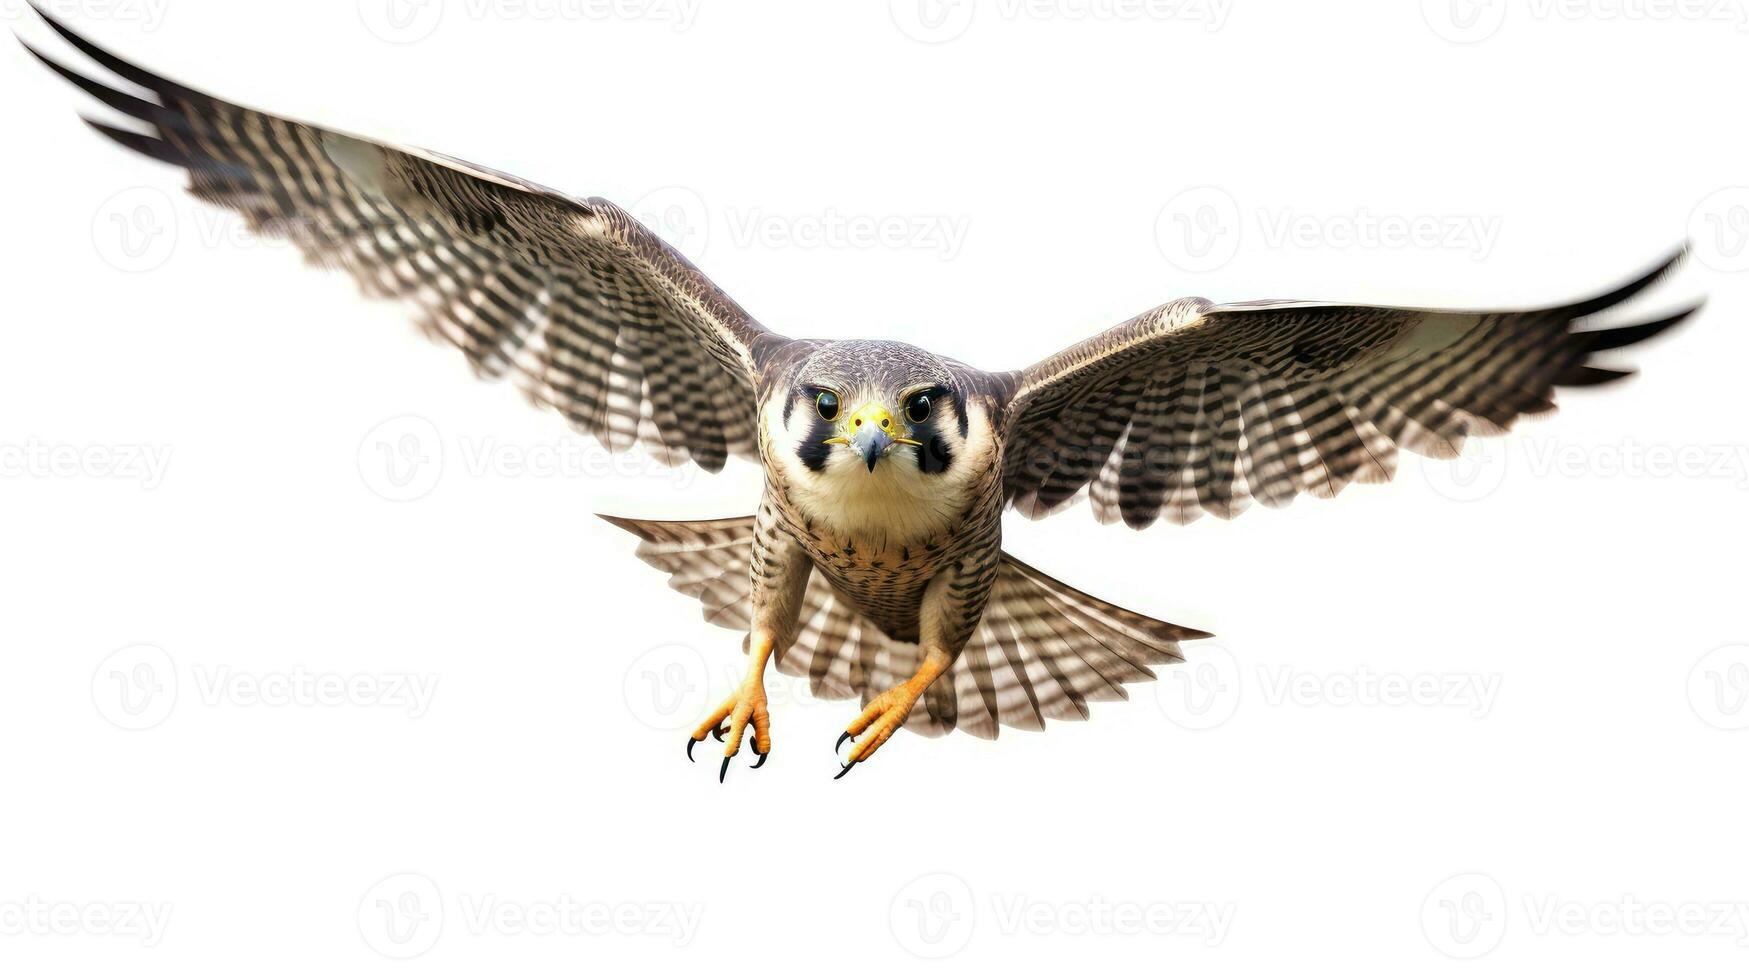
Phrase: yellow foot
[
  {"left": 833, "top": 686, "right": 922, "bottom": 779},
  {"left": 685, "top": 683, "right": 770, "bottom": 783}
]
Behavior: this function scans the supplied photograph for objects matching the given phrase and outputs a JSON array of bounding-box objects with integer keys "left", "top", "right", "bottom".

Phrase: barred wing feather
[
  {"left": 23, "top": 9, "right": 780, "bottom": 471},
  {"left": 1003, "top": 251, "right": 1696, "bottom": 527}
]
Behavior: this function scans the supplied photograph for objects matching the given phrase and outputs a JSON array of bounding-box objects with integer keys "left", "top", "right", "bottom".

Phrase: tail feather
[{"left": 602, "top": 513, "right": 1210, "bottom": 739}]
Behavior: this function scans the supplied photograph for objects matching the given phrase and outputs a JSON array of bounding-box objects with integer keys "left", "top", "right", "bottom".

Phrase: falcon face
[
  {"left": 789, "top": 341, "right": 964, "bottom": 475},
  {"left": 768, "top": 341, "right": 986, "bottom": 544},
  {"left": 22, "top": 9, "right": 1698, "bottom": 782}
]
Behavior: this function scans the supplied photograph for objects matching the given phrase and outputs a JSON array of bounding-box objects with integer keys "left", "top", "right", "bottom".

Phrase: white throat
[{"left": 763, "top": 398, "right": 995, "bottom": 547}]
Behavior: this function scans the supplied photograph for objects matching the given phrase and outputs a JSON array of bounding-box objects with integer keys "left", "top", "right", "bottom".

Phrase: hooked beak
[
  {"left": 851, "top": 426, "right": 891, "bottom": 471},
  {"left": 822, "top": 402, "right": 921, "bottom": 472}
]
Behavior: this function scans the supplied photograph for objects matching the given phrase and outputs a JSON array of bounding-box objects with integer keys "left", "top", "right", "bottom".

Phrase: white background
[{"left": 2, "top": 0, "right": 1746, "bottom": 975}]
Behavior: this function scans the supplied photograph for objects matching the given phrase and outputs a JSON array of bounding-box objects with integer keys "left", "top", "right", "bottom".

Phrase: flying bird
[{"left": 20, "top": 9, "right": 1696, "bottom": 780}]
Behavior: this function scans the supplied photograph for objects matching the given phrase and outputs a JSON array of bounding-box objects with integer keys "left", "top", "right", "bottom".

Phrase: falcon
[{"left": 21, "top": 10, "right": 1696, "bottom": 780}]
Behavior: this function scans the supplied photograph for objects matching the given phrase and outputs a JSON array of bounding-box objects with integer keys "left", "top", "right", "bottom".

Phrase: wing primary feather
[
  {"left": 29, "top": 2, "right": 199, "bottom": 100},
  {"left": 19, "top": 40, "right": 167, "bottom": 124},
  {"left": 1578, "top": 304, "right": 1700, "bottom": 352},
  {"left": 1556, "top": 244, "right": 1689, "bottom": 318}
]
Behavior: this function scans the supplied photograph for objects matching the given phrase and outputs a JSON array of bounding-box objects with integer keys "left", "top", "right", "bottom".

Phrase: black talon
[
  {"left": 686, "top": 737, "right": 699, "bottom": 762},
  {"left": 712, "top": 725, "right": 726, "bottom": 742},
  {"left": 719, "top": 756, "right": 731, "bottom": 783},
  {"left": 835, "top": 731, "right": 852, "bottom": 754},
  {"left": 833, "top": 760, "right": 858, "bottom": 780},
  {"left": 750, "top": 744, "right": 768, "bottom": 769}
]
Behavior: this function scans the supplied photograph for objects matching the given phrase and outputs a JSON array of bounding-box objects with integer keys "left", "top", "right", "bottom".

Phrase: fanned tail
[{"left": 603, "top": 514, "right": 1210, "bottom": 739}]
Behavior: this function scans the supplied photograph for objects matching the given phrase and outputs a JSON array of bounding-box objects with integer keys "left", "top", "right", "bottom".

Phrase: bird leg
[
  {"left": 834, "top": 646, "right": 951, "bottom": 779},
  {"left": 686, "top": 629, "right": 774, "bottom": 782}
]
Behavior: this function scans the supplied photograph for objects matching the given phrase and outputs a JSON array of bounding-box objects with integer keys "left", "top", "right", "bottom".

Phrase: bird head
[{"left": 780, "top": 341, "right": 967, "bottom": 478}]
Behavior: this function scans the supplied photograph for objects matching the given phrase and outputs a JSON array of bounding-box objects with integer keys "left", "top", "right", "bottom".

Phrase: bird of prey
[{"left": 21, "top": 10, "right": 1695, "bottom": 780}]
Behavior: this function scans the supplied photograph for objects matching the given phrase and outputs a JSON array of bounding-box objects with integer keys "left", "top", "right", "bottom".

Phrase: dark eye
[
  {"left": 815, "top": 390, "right": 840, "bottom": 421},
  {"left": 905, "top": 392, "right": 933, "bottom": 424}
]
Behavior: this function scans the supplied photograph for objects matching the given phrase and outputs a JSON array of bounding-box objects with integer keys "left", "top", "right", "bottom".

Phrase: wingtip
[
  {"left": 19, "top": 0, "right": 189, "bottom": 98},
  {"left": 30, "top": 0, "right": 82, "bottom": 38},
  {"left": 1562, "top": 243, "right": 1695, "bottom": 319},
  {"left": 595, "top": 513, "right": 646, "bottom": 535},
  {"left": 15, "top": 32, "right": 47, "bottom": 63}
]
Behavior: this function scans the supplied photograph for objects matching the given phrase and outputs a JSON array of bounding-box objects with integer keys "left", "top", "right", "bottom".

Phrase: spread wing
[
  {"left": 1002, "top": 249, "right": 1697, "bottom": 527},
  {"left": 22, "top": 9, "right": 786, "bottom": 471}
]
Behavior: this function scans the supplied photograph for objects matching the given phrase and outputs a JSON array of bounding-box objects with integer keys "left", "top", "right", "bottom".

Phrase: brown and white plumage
[
  {"left": 21, "top": 11, "right": 777, "bottom": 472},
  {"left": 1002, "top": 260, "right": 1697, "bottom": 528},
  {"left": 603, "top": 514, "right": 1205, "bottom": 739},
  {"left": 22, "top": 9, "right": 1696, "bottom": 763}
]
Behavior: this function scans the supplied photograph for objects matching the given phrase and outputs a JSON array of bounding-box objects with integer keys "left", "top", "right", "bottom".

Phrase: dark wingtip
[
  {"left": 1562, "top": 243, "right": 1692, "bottom": 318},
  {"left": 19, "top": 36, "right": 162, "bottom": 123},
  {"left": 1578, "top": 302, "right": 1703, "bottom": 353},
  {"left": 25, "top": 0, "right": 192, "bottom": 99},
  {"left": 79, "top": 115, "right": 181, "bottom": 166},
  {"left": 1555, "top": 365, "right": 1637, "bottom": 387}
]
